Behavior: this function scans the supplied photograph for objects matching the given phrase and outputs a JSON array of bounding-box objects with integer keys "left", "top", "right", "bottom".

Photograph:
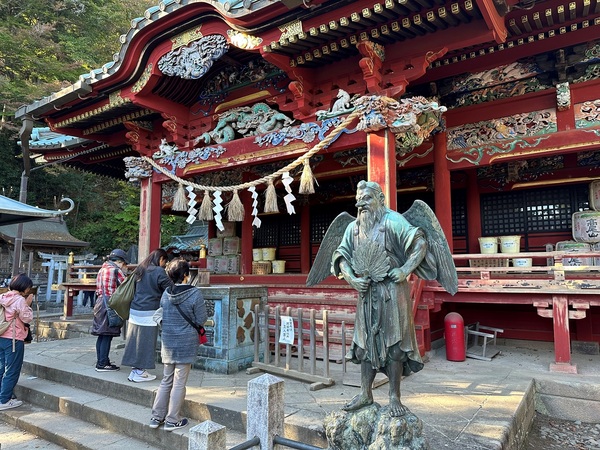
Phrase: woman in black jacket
[{"left": 121, "top": 248, "right": 173, "bottom": 382}]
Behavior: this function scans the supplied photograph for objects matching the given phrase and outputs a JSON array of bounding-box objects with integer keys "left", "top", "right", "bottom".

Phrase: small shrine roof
[
  {"left": 0, "top": 195, "right": 74, "bottom": 226},
  {"left": 164, "top": 224, "right": 208, "bottom": 252},
  {"left": 27, "top": 127, "right": 91, "bottom": 150},
  {"left": 0, "top": 218, "right": 89, "bottom": 248}
]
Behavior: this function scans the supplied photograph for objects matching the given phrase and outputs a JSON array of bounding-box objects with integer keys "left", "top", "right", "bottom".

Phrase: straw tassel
[
  {"left": 198, "top": 190, "right": 214, "bottom": 220},
  {"left": 299, "top": 159, "right": 317, "bottom": 195},
  {"left": 264, "top": 180, "right": 279, "bottom": 213},
  {"left": 226, "top": 190, "right": 245, "bottom": 221},
  {"left": 172, "top": 183, "right": 188, "bottom": 211}
]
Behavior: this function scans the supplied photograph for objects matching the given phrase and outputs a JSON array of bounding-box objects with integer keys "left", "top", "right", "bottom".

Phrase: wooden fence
[{"left": 249, "top": 304, "right": 354, "bottom": 391}]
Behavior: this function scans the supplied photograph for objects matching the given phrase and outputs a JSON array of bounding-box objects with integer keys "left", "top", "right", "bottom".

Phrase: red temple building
[{"left": 15, "top": 0, "right": 600, "bottom": 372}]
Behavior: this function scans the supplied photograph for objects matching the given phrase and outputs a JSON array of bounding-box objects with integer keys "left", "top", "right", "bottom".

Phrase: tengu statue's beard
[{"left": 357, "top": 204, "right": 385, "bottom": 233}]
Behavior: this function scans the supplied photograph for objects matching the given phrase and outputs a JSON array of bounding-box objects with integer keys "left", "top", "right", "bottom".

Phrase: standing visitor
[
  {"left": 0, "top": 273, "right": 34, "bottom": 410},
  {"left": 149, "top": 258, "right": 207, "bottom": 431},
  {"left": 92, "top": 249, "right": 128, "bottom": 372},
  {"left": 122, "top": 249, "right": 172, "bottom": 383}
]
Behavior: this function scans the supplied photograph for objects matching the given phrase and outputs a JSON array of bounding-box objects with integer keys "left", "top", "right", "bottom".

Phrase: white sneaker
[
  {"left": 128, "top": 369, "right": 156, "bottom": 383},
  {"left": 0, "top": 399, "right": 23, "bottom": 410}
]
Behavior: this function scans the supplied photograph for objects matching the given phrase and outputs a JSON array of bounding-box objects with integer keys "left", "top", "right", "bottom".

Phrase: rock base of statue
[{"left": 324, "top": 403, "right": 429, "bottom": 450}]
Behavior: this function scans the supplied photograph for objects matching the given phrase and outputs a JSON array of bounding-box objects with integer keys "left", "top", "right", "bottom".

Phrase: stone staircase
[
  {"left": 0, "top": 315, "right": 257, "bottom": 450},
  {"left": 0, "top": 354, "right": 249, "bottom": 449}
]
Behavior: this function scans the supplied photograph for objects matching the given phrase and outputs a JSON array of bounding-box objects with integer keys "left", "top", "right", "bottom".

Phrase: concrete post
[
  {"left": 188, "top": 420, "right": 226, "bottom": 450},
  {"left": 247, "top": 373, "right": 285, "bottom": 450}
]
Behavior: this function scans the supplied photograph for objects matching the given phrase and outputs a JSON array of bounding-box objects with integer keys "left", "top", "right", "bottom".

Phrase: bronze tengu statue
[{"left": 308, "top": 180, "right": 458, "bottom": 418}]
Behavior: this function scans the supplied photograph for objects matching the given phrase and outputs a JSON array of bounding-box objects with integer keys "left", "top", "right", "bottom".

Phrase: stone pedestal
[
  {"left": 195, "top": 285, "right": 267, "bottom": 374},
  {"left": 189, "top": 421, "right": 226, "bottom": 450},
  {"left": 324, "top": 403, "right": 429, "bottom": 450}
]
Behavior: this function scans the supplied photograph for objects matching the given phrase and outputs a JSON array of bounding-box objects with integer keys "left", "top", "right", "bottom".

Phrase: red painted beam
[
  {"left": 446, "top": 126, "right": 600, "bottom": 170},
  {"left": 474, "top": 0, "right": 508, "bottom": 43}
]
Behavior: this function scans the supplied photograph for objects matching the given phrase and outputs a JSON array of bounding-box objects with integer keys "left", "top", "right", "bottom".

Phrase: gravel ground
[{"left": 526, "top": 413, "right": 600, "bottom": 450}]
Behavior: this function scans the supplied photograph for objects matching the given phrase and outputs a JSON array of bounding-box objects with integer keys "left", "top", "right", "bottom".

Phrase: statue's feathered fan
[
  {"left": 351, "top": 240, "right": 390, "bottom": 282},
  {"left": 403, "top": 200, "right": 458, "bottom": 295},
  {"left": 306, "top": 212, "right": 354, "bottom": 287}
]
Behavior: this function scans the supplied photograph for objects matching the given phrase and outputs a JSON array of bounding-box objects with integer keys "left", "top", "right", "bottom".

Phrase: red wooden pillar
[
  {"left": 138, "top": 177, "right": 162, "bottom": 260},
  {"left": 367, "top": 129, "right": 397, "bottom": 210},
  {"left": 433, "top": 132, "right": 453, "bottom": 252},
  {"left": 300, "top": 203, "right": 311, "bottom": 273},
  {"left": 466, "top": 169, "right": 481, "bottom": 254},
  {"left": 549, "top": 295, "right": 577, "bottom": 373}
]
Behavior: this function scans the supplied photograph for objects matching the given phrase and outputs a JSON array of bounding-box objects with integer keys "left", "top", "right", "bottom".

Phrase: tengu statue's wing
[
  {"left": 306, "top": 212, "right": 355, "bottom": 287},
  {"left": 403, "top": 200, "right": 458, "bottom": 295}
]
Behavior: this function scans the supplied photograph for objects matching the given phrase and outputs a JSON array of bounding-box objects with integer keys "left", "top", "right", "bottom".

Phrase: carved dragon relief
[
  {"left": 158, "top": 34, "right": 229, "bottom": 80},
  {"left": 196, "top": 102, "right": 295, "bottom": 145}
]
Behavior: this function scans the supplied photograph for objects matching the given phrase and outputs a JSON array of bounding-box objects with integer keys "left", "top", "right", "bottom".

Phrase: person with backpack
[
  {"left": 149, "top": 258, "right": 207, "bottom": 431},
  {"left": 91, "top": 249, "right": 128, "bottom": 372},
  {"left": 121, "top": 248, "right": 172, "bottom": 383},
  {"left": 0, "top": 273, "right": 34, "bottom": 410}
]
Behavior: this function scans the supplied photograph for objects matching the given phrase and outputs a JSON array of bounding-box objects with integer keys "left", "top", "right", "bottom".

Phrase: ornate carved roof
[{"left": 14, "top": 0, "right": 600, "bottom": 181}]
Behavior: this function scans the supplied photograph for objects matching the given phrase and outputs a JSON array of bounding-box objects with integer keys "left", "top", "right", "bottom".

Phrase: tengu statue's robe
[{"left": 332, "top": 209, "right": 437, "bottom": 375}]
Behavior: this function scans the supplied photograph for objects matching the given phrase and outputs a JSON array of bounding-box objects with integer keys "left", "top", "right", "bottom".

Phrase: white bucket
[
  {"left": 262, "top": 247, "right": 276, "bottom": 261},
  {"left": 478, "top": 237, "right": 498, "bottom": 254},
  {"left": 252, "top": 248, "right": 263, "bottom": 262},
  {"left": 512, "top": 258, "right": 532, "bottom": 268},
  {"left": 499, "top": 235, "right": 521, "bottom": 253},
  {"left": 572, "top": 210, "right": 600, "bottom": 243},
  {"left": 272, "top": 260, "right": 286, "bottom": 274}
]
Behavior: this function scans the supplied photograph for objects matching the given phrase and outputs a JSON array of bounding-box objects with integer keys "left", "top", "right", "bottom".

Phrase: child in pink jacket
[{"left": 0, "top": 273, "right": 34, "bottom": 410}]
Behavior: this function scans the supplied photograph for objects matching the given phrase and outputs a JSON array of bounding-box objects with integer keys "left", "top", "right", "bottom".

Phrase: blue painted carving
[
  {"left": 447, "top": 137, "right": 550, "bottom": 165},
  {"left": 154, "top": 146, "right": 227, "bottom": 173},
  {"left": 158, "top": 34, "right": 229, "bottom": 80},
  {"left": 198, "top": 103, "right": 295, "bottom": 144},
  {"left": 254, "top": 117, "right": 358, "bottom": 148}
]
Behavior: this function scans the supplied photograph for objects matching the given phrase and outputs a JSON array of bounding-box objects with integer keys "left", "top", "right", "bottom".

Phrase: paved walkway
[{"left": 13, "top": 330, "right": 600, "bottom": 449}]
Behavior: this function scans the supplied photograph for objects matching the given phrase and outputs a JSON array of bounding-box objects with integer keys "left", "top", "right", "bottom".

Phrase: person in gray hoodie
[{"left": 149, "top": 258, "right": 207, "bottom": 431}]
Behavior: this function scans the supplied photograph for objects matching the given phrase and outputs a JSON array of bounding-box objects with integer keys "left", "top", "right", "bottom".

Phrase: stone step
[
  {"left": 0, "top": 403, "right": 163, "bottom": 450},
  {"left": 535, "top": 378, "right": 600, "bottom": 423},
  {"left": 0, "top": 418, "right": 67, "bottom": 449},
  {"left": 12, "top": 374, "right": 249, "bottom": 449}
]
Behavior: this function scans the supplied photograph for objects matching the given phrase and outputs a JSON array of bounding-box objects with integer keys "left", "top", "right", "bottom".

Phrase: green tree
[
  {"left": 0, "top": 0, "right": 157, "bottom": 111},
  {"left": 0, "top": 0, "right": 182, "bottom": 255}
]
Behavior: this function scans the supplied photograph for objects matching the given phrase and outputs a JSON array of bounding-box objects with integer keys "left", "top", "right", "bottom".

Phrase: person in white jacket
[{"left": 0, "top": 273, "right": 34, "bottom": 410}]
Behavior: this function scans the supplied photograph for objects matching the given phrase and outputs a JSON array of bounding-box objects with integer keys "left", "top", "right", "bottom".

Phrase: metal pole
[
  {"left": 13, "top": 115, "right": 33, "bottom": 276},
  {"left": 13, "top": 174, "right": 29, "bottom": 276},
  {"left": 273, "top": 435, "right": 325, "bottom": 450},
  {"left": 228, "top": 436, "right": 260, "bottom": 450}
]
